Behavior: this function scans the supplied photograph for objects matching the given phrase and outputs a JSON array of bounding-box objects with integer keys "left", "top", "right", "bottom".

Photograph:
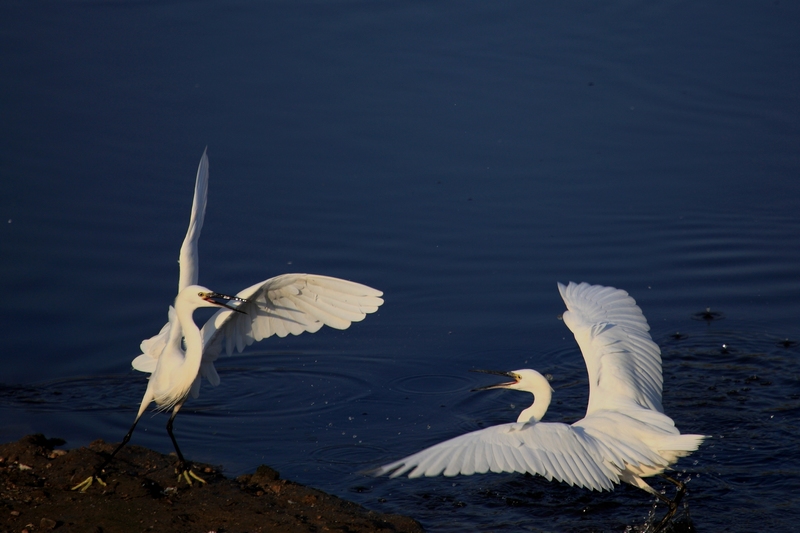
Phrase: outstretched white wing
[
  {"left": 374, "top": 421, "right": 629, "bottom": 491},
  {"left": 133, "top": 149, "right": 209, "bottom": 373},
  {"left": 197, "top": 274, "right": 383, "bottom": 374},
  {"left": 557, "top": 282, "right": 663, "bottom": 415},
  {"left": 178, "top": 147, "right": 209, "bottom": 292}
]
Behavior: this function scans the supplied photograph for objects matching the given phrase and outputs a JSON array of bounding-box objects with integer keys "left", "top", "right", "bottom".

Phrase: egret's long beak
[
  {"left": 204, "top": 292, "right": 249, "bottom": 314},
  {"left": 470, "top": 369, "right": 520, "bottom": 391}
]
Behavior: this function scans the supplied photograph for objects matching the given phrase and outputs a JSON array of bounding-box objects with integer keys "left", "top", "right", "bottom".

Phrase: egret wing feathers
[
  {"left": 200, "top": 273, "right": 384, "bottom": 362},
  {"left": 132, "top": 306, "right": 178, "bottom": 373},
  {"left": 558, "top": 282, "right": 664, "bottom": 414},
  {"left": 132, "top": 150, "right": 209, "bottom": 372},
  {"left": 375, "top": 282, "right": 705, "bottom": 505},
  {"left": 91, "top": 150, "right": 387, "bottom": 494},
  {"left": 177, "top": 147, "right": 209, "bottom": 293},
  {"left": 374, "top": 422, "right": 620, "bottom": 491}
]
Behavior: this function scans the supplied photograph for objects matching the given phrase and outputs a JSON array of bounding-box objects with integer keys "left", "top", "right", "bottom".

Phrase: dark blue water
[{"left": 2, "top": 1, "right": 799, "bottom": 531}]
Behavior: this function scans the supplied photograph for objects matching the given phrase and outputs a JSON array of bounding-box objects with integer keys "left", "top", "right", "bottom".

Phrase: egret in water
[
  {"left": 374, "top": 282, "right": 704, "bottom": 529},
  {"left": 73, "top": 150, "right": 384, "bottom": 491}
]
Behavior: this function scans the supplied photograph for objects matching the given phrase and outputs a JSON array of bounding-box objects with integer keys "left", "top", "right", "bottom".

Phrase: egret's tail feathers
[{"left": 658, "top": 433, "right": 708, "bottom": 458}]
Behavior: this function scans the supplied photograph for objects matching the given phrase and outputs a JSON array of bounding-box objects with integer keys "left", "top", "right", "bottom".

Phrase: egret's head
[
  {"left": 180, "top": 285, "right": 248, "bottom": 313},
  {"left": 471, "top": 369, "right": 553, "bottom": 394}
]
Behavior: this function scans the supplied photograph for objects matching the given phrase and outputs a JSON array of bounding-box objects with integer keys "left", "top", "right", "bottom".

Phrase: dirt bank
[{"left": 0, "top": 434, "right": 423, "bottom": 533}]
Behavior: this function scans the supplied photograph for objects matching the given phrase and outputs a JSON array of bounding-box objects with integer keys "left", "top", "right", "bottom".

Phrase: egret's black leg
[
  {"left": 661, "top": 473, "right": 688, "bottom": 512},
  {"left": 71, "top": 418, "right": 141, "bottom": 491},
  {"left": 661, "top": 473, "right": 687, "bottom": 490},
  {"left": 651, "top": 501, "right": 678, "bottom": 533},
  {"left": 166, "top": 407, "right": 206, "bottom": 485},
  {"left": 650, "top": 474, "right": 688, "bottom": 533},
  {"left": 166, "top": 412, "right": 187, "bottom": 465}
]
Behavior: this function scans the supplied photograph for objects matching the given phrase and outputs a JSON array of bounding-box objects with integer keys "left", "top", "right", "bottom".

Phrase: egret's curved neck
[
  {"left": 165, "top": 308, "right": 184, "bottom": 349},
  {"left": 516, "top": 385, "right": 552, "bottom": 424},
  {"left": 174, "top": 300, "right": 203, "bottom": 370}
]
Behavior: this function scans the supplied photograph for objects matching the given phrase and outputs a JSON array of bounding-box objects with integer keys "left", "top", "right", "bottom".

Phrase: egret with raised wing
[
  {"left": 373, "top": 282, "right": 704, "bottom": 530},
  {"left": 73, "top": 151, "right": 384, "bottom": 491}
]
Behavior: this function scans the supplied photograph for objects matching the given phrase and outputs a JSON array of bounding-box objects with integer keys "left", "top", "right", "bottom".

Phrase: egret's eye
[{"left": 198, "top": 292, "right": 205, "bottom": 298}]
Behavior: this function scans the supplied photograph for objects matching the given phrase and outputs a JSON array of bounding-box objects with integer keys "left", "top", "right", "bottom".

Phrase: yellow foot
[
  {"left": 71, "top": 475, "right": 107, "bottom": 492},
  {"left": 178, "top": 468, "right": 207, "bottom": 486}
]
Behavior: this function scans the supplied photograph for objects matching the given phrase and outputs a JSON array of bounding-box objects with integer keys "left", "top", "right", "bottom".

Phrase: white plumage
[
  {"left": 129, "top": 152, "right": 384, "bottom": 403},
  {"left": 374, "top": 282, "right": 705, "bottom": 504},
  {"left": 73, "top": 150, "right": 383, "bottom": 491},
  {"left": 194, "top": 274, "right": 384, "bottom": 393}
]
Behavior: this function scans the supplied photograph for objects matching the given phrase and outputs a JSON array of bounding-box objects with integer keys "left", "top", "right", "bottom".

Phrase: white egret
[
  {"left": 73, "top": 151, "right": 384, "bottom": 491},
  {"left": 374, "top": 282, "right": 705, "bottom": 528}
]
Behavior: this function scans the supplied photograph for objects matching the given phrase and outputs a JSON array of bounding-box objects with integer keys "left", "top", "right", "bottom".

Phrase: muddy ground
[{"left": 0, "top": 434, "right": 423, "bottom": 533}]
